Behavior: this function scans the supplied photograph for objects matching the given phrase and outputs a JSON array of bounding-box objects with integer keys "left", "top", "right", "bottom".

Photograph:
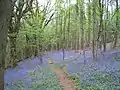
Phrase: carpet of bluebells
[
  {"left": 4, "top": 57, "right": 62, "bottom": 90},
  {"left": 4, "top": 48, "right": 120, "bottom": 90}
]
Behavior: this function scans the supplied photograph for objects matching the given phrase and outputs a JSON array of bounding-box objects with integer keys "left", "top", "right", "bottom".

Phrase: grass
[
  {"left": 67, "top": 73, "right": 82, "bottom": 90},
  {"left": 28, "top": 66, "right": 63, "bottom": 90},
  {"left": 67, "top": 73, "right": 105, "bottom": 90},
  {"left": 113, "top": 56, "right": 120, "bottom": 61}
]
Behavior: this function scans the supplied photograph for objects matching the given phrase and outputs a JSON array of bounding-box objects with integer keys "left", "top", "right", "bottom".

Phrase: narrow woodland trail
[{"left": 47, "top": 57, "right": 76, "bottom": 90}]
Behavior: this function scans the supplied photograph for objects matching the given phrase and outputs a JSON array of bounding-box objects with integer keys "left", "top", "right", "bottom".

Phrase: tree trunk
[
  {"left": 62, "top": 10, "right": 66, "bottom": 60},
  {"left": 87, "top": 0, "right": 91, "bottom": 47},
  {"left": 92, "top": 0, "right": 97, "bottom": 60},
  {"left": 0, "top": 0, "right": 12, "bottom": 89},
  {"left": 80, "top": 0, "right": 84, "bottom": 50},
  {"left": 39, "top": 44, "right": 43, "bottom": 64},
  {"left": 113, "top": 0, "right": 119, "bottom": 47},
  {"left": 67, "top": 0, "right": 71, "bottom": 49},
  {"left": 0, "top": 0, "right": 12, "bottom": 67}
]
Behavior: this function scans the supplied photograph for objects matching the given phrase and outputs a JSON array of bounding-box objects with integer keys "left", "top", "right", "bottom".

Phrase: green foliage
[
  {"left": 12, "top": 80, "right": 26, "bottom": 90},
  {"left": 84, "top": 86, "right": 103, "bottom": 90},
  {"left": 6, "top": 0, "right": 120, "bottom": 68},
  {"left": 67, "top": 73, "right": 82, "bottom": 90},
  {"left": 113, "top": 57, "right": 120, "bottom": 61},
  {"left": 5, "top": 80, "right": 26, "bottom": 90},
  {"left": 28, "top": 66, "right": 62, "bottom": 89}
]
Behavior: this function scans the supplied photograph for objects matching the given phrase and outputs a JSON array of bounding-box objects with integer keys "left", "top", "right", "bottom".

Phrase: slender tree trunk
[
  {"left": 103, "top": 0, "right": 109, "bottom": 52},
  {"left": 87, "top": 0, "right": 91, "bottom": 47},
  {"left": 98, "top": 0, "right": 104, "bottom": 52},
  {"left": 92, "top": 0, "right": 97, "bottom": 60},
  {"left": 101, "top": 0, "right": 106, "bottom": 52},
  {"left": 77, "top": 24, "right": 80, "bottom": 50},
  {"left": 113, "top": 0, "right": 119, "bottom": 47},
  {"left": 75, "top": 29, "right": 78, "bottom": 51},
  {"left": 83, "top": 50, "right": 86, "bottom": 65},
  {"left": 39, "top": 44, "right": 43, "bottom": 64},
  {"left": 55, "top": 1, "right": 59, "bottom": 51},
  {"left": 80, "top": 0, "right": 84, "bottom": 50},
  {"left": 67, "top": 0, "right": 71, "bottom": 49},
  {"left": 62, "top": 10, "right": 66, "bottom": 60}
]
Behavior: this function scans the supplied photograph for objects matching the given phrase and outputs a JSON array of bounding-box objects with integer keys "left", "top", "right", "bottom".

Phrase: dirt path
[{"left": 47, "top": 57, "right": 76, "bottom": 90}]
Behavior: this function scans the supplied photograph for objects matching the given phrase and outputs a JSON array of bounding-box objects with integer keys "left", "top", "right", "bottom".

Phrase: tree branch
[{"left": 43, "top": 12, "right": 55, "bottom": 29}]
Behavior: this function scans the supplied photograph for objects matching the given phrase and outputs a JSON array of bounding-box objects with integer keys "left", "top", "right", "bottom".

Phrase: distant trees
[
  {"left": 4, "top": 0, "right": 120, "bottom": 68},
  {"left": 86, "top": 0, "right": 92, "bottom": 47},
  {"left": 8, "top": 0, "right": 34, "bottom": 66},
  {"left": 26, "top": 0, "right": 55, "bottom": 62}
]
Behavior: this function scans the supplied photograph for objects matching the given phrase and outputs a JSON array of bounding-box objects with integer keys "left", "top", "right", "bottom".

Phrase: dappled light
[{"left": 0, "top": 0, "right": 120, "bottom": 90}]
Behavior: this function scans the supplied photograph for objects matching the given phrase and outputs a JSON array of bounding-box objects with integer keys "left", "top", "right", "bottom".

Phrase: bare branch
[{"left": 43, "top": 12, "right": 55, "bottom": 29}]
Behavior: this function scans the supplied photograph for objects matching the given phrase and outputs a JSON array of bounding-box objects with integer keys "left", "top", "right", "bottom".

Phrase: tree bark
[
  {"left": 92, "top": 0, "right": 97, "bottom": 60},
  {"left": 0, "top": 0, "right": 12, "bottom": 89},
  {"left": 87, "top": 0, "right": 91, "bottom": 47},
  {"left": 113, "top": 0, "right": 119, "bottom": 47}
]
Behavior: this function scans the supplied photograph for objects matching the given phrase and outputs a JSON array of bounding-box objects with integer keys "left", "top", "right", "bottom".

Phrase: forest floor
[{"left": 4, "top": 48, "right": 120, "bottom": 90}]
